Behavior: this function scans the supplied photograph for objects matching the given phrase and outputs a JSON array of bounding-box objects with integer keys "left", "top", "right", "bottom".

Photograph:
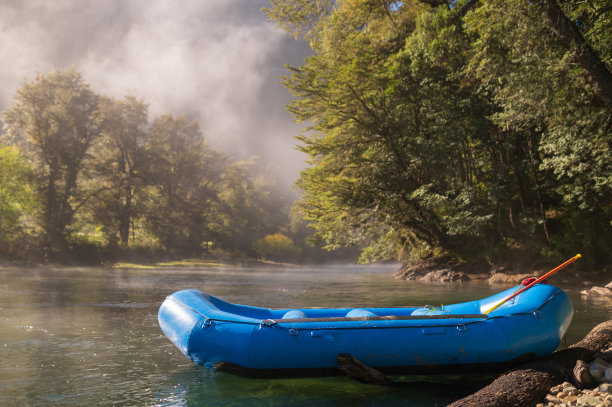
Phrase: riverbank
[
  {"left": 111, "top": 258, "right": 302, "bottom": 270},
  {"left": 394, "top": 255, "right": 610, "bottom": 286},
  {"left": 539, "top": 343, "right": 612, "bottom": 407},
  {"left": 448, "top": 321, "right": 612, "bottom": 407},
  {"left": 0, "top": 257, "right": 301, "bottom": 271}
]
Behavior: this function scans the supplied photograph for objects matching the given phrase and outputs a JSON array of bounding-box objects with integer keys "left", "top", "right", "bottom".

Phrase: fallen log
[{"left": 448, "top": 320, "right": 612, "bottom": 407}]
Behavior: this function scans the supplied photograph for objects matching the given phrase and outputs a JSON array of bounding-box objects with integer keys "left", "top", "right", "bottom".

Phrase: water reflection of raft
[{"left": 158, "top": 284, "right": 573, "bottom": 377}]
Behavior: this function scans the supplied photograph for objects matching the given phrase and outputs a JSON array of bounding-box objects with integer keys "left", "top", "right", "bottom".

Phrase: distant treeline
[
  {"left": 266, "top": 0, "right": 611, "bottom": 270},
  {"left": 0, "top": 68, "right": 344, "bottom": 264}
]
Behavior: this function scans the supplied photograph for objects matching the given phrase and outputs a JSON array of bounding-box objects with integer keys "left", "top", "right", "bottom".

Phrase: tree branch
[
  {"left": 456, "top": 0, "right": 480, "bottom": 18},
  {"left": 534, "top": 0, "right": 612, "bottom": 106},
  {"left": 418, "top": 0, "right": 448, "bottom": 7}
]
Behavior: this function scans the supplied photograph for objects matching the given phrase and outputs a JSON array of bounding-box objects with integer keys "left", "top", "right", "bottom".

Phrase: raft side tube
[
  {"left": 159, "top": 285, "right": 574, "bottom": 370},
  {"left": 158, "top": 295, "right": 203, "bottom": 359},
  {"left": 158, "top": 290, "right": 258, "bottom": 366},
  {"left": 493, "top": 287, "right": 574, "bottom": 357}
]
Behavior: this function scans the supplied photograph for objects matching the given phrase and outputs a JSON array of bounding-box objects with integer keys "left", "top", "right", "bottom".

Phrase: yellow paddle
[{"left": 484, "top": 254, "right": 582, "bottom": 314}]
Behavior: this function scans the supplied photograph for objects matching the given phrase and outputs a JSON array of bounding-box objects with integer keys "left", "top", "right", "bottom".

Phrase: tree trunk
[
  {"left": 535, "top": 0, "right": 612, "bottom": 107},
  {"left": 119, "top": 186, "right": 132, "bottom": 247},
  {"left": 447, "top": 320, "right": 612, "bottom": 407},
  {"left": 43, "top": 169, "right": 68, "bottom": 258}
]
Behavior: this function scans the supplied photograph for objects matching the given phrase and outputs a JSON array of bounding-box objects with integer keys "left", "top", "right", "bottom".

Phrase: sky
[{"left": 0, "top": 0, "right": 312, "bottom": 190}]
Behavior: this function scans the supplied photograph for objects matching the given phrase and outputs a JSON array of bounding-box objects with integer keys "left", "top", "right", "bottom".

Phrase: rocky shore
[
  {"left": 395, "top": 257, "right": 612, "bottom": 407},
  {"left": 581, "top": 282, "right": 612, "bottom": 306},
  {"left": 539, "top": 349, "right": 612, "bottom": 407},
  {"left": 393, "top": 256, "right": 508, "bottom": 283},
  {"left": 394, "top": 256, "right": 610, "bottom": 287},
  {"left": 540, "top": 382, "right": 612, "bottom": 407}
]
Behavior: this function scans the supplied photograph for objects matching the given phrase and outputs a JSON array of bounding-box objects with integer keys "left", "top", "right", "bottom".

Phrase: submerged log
[
  {"left": 447, "top": 320, "right": 612, "bottom": 407},
  {"left": 336, "top": 354, "right": 395, "bottom": 385}
]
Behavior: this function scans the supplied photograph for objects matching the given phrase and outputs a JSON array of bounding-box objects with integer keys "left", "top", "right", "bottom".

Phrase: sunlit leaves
[
  {"left": 88, "top": 95, "right": 149, "bottom": 246},
  {"left": 271, "top": 0, "right": 612, "bottom": 267},
  {"left": 265, "top": 0, "right": 335, "bottom": 40},
  {"left": 0, "top": 146, "right": 39, "bottom": 251},
  {"left": 1, "top": 69, "right": 297, "bottom": 261},
  {"left": 2, "top": 68, "right": 101, "bottom": 256},
  {"left": 141, "top": 114, "right": 219, "bottom": 255}
]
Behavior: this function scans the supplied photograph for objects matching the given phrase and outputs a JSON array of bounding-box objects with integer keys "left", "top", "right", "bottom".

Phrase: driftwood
[
  {"left": 572, "top": 360, "right": 594, "bottom": 389},
  {"left": 448, "top": 320, "right": 612, "bottom": 407}
]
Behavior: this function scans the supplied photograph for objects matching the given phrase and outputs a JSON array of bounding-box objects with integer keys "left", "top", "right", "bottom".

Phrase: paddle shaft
[{"left": 484, "top": 254, "right": 582, "bottom": 314}]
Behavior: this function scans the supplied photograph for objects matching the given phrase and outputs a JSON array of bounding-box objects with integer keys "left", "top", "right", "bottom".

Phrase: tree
[
  {"left": 2, "top": 68, "right": 101, "bottom": 257},
  {"left": 0, "top": 68, "right": 305, "bottom": 263},
  {"left": 269, "top": 0, "right": 612, "bottom": 267},
  {"left": 254, "top": 233, "right": 302, "bottom": 262},
  {"left": 0, "top": 146, "right": 39, "bottom": 256},
  {"left": 275, "top": 1, "right": 492, "bottom": 262},
  {"left": 209, "top": 159, "right": 288, "bottom": 257},
  {"left": 265, "top": 0, "right": 336, "bottom": 39},
  {"left": 142, "top": 114, "right": 221, "bottom": 256},
  {"left": 465, "top": 0, "right": 612, "bottom": 266},
  {"left": 533, "top": 0, "right": 612, "bottom": 106},
  {"left": 89, "top": 95, "right": 149, "bottom": 247}
]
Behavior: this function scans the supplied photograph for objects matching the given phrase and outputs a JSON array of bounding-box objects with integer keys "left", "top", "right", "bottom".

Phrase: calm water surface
[{"left": 1, "top": 264, "right": 610, "bottom": 406}]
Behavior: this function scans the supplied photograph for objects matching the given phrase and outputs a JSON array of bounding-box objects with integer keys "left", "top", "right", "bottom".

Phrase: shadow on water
[{"left": 0, "top": 264, "right": 609, "bottom": 406}]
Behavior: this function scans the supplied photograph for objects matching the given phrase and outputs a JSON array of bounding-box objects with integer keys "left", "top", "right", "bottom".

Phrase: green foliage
[
  {"left": 270, "top": 0, "right": 612, "bottom": 268},
  {"left": 209, "top": 159, "right": 288, "bottom": 257},
  {"left": 254, "top": 233, "right": 302, "bottom": 262},
  {"left": 3, "top": 2, "right": 611, "bottom": 272},
  {"left": 0, "top": 146, "right": 39, "bottom": 256},
  {"left": 264, "top": 0, "right": 335, "bottom": 40},
  {"left": 557, "top": 0, "right": 612, "bottom": 70},
  {"left": 2, "top": 68, "right": 101, "bottom": 257},
  {"left": 0, "top": 69, "right": 299, "bottom": 263},
  {"left": 88, "top": 95, "right": 149, "bottom": 247},
  {"left": 464, "top": 0, "right": 612, "bottom": 267},
  {"left": 141, "top": 114, "right": 221, "bottom": 256}
]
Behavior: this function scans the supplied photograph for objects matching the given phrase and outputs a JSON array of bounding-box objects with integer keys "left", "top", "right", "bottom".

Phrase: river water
[{"left": 1, "top": 264, "right": 610, "bottom": 406}]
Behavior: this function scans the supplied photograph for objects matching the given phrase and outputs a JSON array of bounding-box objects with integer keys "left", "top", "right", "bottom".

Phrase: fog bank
[{"left": 0, "top": 0, "right": 311, "bottom": 189}]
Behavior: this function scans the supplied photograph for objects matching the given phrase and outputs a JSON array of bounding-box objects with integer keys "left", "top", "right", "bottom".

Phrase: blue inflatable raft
[{"left": 158, "top": 284, "right": 573, "bottom": 377}]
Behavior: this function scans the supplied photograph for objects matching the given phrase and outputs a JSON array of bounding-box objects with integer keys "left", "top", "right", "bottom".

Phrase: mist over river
[{"left": 1, "top": 264, "right": 610, "bottom": 406}]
